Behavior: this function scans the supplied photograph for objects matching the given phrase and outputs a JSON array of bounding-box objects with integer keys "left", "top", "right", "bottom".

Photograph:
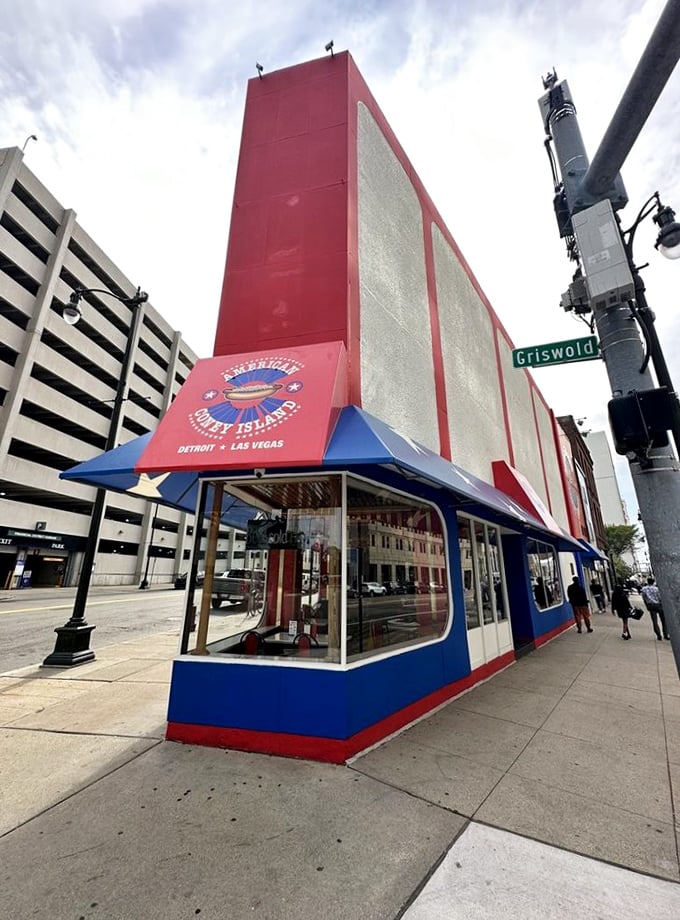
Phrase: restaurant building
[{"left": 66, "top": 52, "right": 603, "bottom": 762}]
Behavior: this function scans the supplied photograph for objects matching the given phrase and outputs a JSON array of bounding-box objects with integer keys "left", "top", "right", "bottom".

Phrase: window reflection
[
  {"left": 474, "top": 522, "right": 494, "bottom": 625},
  {"left": 346, "top": 479, "right": 449, "bottom": 660},
  {"left": 527, "top": 539, "right": 562, "bottom": 610},
  {"left": 459, "top": 516, "right": 508, "bottom": 629},
  {"left": 458, "top": 519, "right": 480, "bottom": 629},
  {"left": 186, "top": 474, "right": 450, "bottom": 663},
  {"left": 189, "top": 475, "right": 343, "bottom": 662},
  {"left": 487, "top": 527, "right": 507, "bottom": 621}
]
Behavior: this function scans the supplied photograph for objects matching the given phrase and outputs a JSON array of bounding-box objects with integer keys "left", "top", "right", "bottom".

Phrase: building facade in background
[
  {"left": 584, "top": 429, "right": 642, "bottom": 572},
  {"left": 584, "top": 430, "right": 630, "bottom": 525},
  {"left": 0, "top": 146, "right": 247, "bottom": 590},
  {"left": 556, "top": 415, "right": 606, "bottom": 552}
]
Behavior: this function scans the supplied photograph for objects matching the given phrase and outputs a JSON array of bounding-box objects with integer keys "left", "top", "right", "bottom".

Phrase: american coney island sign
[{"left": 137, "top": 342, "right": 347, "bottom": 473}]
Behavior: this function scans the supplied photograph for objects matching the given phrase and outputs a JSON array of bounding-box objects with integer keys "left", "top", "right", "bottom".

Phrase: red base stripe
[
  {"left": 535, "top": 619, "right": 572, "bottom": 646},
  {"left": 166, "top": 650, "right": 516, "bottom": 763}
]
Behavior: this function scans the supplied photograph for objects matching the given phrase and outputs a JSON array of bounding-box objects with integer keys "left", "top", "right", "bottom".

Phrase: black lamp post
[
  {"left": 139, "top": 505, "right": 159, "bottom": 590},
  {"left": 43, "top": 286, "right": 148, "bottom": 667}
]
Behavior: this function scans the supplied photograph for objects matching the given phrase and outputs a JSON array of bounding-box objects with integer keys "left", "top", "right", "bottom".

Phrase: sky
[{"left": 1, "top": 0, "right": 679, "bottom": 531}]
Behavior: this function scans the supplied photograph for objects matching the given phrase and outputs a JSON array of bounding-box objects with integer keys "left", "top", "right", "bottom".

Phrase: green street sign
[{"left": 512, "top": 335, "right": 600, "bottom": 369}]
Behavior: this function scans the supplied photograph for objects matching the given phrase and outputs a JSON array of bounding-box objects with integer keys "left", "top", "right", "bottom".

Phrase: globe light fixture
[{"left": 653, "top": 203, "right": 680, "bottom": 260}]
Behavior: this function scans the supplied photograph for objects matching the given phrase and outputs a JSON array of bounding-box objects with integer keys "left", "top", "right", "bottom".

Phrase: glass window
[
  {"left": 183, "top": 474, "right": 450, "bottom": 664},
  {"left": 346, "top": 478, "right": 449, "bottom": 661},
  {"left": 487, "top": 526, "right": 508, "bottom": 621},
  {"left": 458, "top": 518, "right": 480, "bottom": 630},
  {"left": 527, "top": 539, "right": 563, "bottom": 610},
  {"left": 186, "top": 475, "right": 342, "bottom": 663},
  {"left": 474, "top": 522, "right": 495, "bottom": 625},
  {"left": 459, "top": 517, "right": 509, "bottom": 628}
]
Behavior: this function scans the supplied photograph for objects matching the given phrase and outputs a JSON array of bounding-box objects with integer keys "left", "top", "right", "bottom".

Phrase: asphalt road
[
  {"left": 0, "top": 587, "right": 187, "bottom": 674},
  {"left": 0, "top": 587, "right": 441, "bottom": 674}
]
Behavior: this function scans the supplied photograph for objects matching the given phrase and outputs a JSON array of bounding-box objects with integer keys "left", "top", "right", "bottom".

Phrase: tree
[
  {"left": 604, "top": 524, "right": 640, "bottom": 556},
  {"left": 605, "top": 524, "right": 640, "bottom": 583}
]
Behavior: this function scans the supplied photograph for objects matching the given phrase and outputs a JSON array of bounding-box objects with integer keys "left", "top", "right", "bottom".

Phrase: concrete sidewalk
[{"left": 1, "top": 602, "right": 679, "bottom": 919}]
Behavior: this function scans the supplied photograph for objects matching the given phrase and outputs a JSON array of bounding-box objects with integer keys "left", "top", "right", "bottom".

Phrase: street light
[
  {"left": 43, "top": 286, "right": 148, "bottom": 667},
  {"left": 619, "top": 192, "right": 680, "bottom": 457},
  {"left": 653, "top": 202, "right": 680, "bottom": 259},
  {"left": 139, "top": 505, "right": 159, "bottom": 590},
  {"left": 537, "top": 0, "right": 680, "bottom": 679}
]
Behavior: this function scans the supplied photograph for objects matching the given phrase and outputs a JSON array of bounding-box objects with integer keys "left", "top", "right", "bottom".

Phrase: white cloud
[{"left": 1, "top": 0, "right": 677, "bottom": 522}]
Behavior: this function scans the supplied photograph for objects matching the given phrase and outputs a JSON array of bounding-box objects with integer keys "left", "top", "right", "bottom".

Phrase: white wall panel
[
  {"left": 497, "top": 335, "right": 547, "bottom": 502},
  {"left": 357, "top": 103, "right": 439, "bottom": 453},
  {"left": 533, "top": 395, "right": 570, "bottom": 529},
  {"left": 433, "top": 226, "right": 508, "bottom": 478}
]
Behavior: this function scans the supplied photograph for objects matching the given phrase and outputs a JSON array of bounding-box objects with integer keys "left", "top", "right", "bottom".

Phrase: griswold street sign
[{"left": 512, "top": 335, "right": 600, "bottom": 369}]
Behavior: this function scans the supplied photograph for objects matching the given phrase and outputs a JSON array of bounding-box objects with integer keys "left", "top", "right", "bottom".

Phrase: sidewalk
[{"left": 1, "top": 601, "right": 679, "bottom": 919}]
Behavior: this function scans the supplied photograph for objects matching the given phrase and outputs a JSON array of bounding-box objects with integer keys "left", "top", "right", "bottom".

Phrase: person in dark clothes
[
  {"left": 611, "top": 581, "right": 633, "bottom": 639},
  {"left": 567, "top": 576, "right": 593, "bottom": 633},
  {"left": 534, "top": 576, "right": 553, "bottom": 609},
  {"left": 589, "top": 578, "right": 606, "bottom": 612}
]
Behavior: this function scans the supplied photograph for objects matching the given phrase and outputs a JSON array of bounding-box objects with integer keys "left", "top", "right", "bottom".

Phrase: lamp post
[
  {"left": 538, "top": 0, "right": 680, "bottom": 677},
  {"left": 43, "top": 286, "right": 148, "bottom": 667},
  {"left": 139, "top": 505, "right": 159, "bottom": 589}
]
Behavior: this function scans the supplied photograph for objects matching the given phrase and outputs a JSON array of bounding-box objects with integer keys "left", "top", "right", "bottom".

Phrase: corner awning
[
  {"left": 61, "top": 400, "right": 584, "bottom": 554},
  {"left": 60, "top": 433, "right": 256, "bottom": 529},
  {"left": 578, "top": 539, "right": 607, "bottom": 562},
  {"left": 323, "top": 407, "right": 583, "bottom": 550}
]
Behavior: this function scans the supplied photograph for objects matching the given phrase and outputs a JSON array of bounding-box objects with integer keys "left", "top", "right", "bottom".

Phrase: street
[{"left": 0, "top": 586, "right": 186, "bottom": 674}]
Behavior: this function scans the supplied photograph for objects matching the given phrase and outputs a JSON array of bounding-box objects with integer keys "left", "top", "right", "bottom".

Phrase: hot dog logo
[{"left": 188, "top": 356, "right": 305, "bottom": 443}]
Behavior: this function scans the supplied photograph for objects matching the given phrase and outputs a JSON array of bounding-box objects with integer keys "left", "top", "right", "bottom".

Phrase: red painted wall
[
  {"left": 214, "top": 55, "right": 353, "bottom": 362},
  {"left": 214, "top": 51, "right": 569, "bottom": 511}
]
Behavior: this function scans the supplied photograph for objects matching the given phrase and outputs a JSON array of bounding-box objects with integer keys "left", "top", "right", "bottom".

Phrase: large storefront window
[
  {"left": 527, "top": 539, "right": 562, "bottom": 610},
  {"left": 183, "top": 474, "right": 450, "bottom": 664},
  {"left": 346, "top": 478, "right": 449, "bottom": 661}
]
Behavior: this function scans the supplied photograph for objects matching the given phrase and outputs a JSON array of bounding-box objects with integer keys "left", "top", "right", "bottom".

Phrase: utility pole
[{"left": 538, "top": 0, "right": 680, "bottom": 677}]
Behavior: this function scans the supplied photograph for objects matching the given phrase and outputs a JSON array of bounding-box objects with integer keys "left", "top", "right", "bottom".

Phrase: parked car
[
  {"left": 383, "top": 581, "right": 406, "bottom": 595},
  {"left": 403, "top": 580, "right": 426, "bottom": 594},
  {"left": 428, "top": 582, "right": 446, "bottom": 593},
  {"left": 212, "top": 569, "right": 265, "bottom": 608},
  {"left": 361, "top": 581, "right": 387, "bottom": 596},
  {"left": 347, "top": 585, "right": 359, "bottom": 599},
  {"left": 174, "top": 570, "right": 205, "bottom": 590}
]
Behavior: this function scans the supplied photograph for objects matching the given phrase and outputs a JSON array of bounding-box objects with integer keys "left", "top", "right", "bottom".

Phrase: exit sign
[{"left": 512, "top": 335, "right": 600, "bottom": 368}]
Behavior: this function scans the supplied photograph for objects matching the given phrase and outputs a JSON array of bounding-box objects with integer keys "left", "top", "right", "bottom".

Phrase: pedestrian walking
[
  {"left": 589, "top": 577, "right": 606, "bottom": 612},
  {"left": 567, "top": 576, "right": 593, "bottom": 633},
  {"left": 611, "top": 581, "right": 633, "bottom": 640},
  {"left": 640, "top": 577, "right": 670, "bottom": 641}
]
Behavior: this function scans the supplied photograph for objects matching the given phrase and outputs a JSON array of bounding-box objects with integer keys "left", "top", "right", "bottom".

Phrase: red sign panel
[{"left": 138, "top": 342, "right": 347, "bottom": 472}]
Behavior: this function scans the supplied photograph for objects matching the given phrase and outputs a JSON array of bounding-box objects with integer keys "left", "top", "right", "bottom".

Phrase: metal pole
[
  {"left": 539, "top": 38, "right": 680, "bottom": 676},
  {"left": 43, "top": 294, "right": 145, "bottom": 667},
  {"left": 139, "top": 505, "right": 159, "bottom": 589},
  {"left": 595, "top": 298, "right": 680, "bottom": 675},
  {"left": 582, "top": 0, "right": 680, "bottom": 199}
]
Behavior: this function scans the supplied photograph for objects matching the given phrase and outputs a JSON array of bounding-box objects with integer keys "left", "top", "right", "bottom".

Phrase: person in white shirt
[{"left": 640, "top": 577, "right": 670, "bottom": 641}]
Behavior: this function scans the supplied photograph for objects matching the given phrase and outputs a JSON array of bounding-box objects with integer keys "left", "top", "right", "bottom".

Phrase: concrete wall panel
[
  {"left": 433, "top": 225, "right": 508, "bottom": 477},
  {"left": 357, "top": 103, "right": 439, "bottom": 453},
  {"left": 533, "top": 396, "right": 569, "bottom": 528},
  {"left": 497, "top": 336, "right": 547, "bottom": 501}
]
